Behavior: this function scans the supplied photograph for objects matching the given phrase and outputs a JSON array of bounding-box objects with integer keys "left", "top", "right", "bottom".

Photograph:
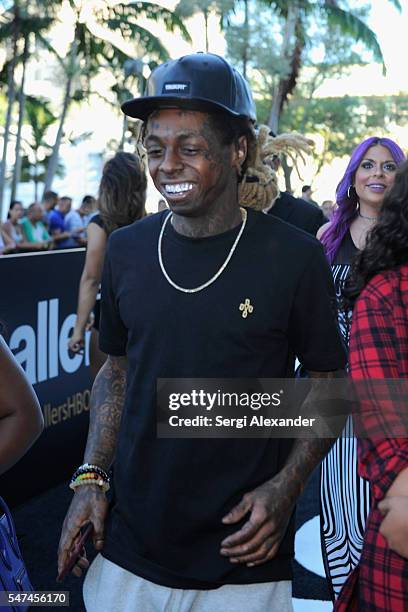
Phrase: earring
[{"left": 347, "top": 185, "right": 353, "bottom": 198}]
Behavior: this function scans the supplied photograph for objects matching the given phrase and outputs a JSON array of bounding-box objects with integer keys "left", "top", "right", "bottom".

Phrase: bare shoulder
[
  {"left": 87, "top": 221, "right": 107, "bottom": 246},
  {"left": 316, "top": 221, "right": 332, "bottom": 241}
]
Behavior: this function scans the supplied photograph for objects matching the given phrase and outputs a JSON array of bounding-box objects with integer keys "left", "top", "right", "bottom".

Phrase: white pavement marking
[{"left": 295, "top": 515, "right": 326, "bottom": 578}]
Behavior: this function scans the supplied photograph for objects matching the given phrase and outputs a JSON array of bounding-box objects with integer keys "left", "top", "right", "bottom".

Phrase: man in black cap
[
  {"left": 265, "top": 152, "right": 326, "bottom": 235},
  {"left": 301, "top": 184, "right": 319, "bottom": 208},
  {"left": 268, "top": 187, "right": 326, "bottom": 235},
  {"left": 58, "top": 53, "right": 345, "bottom": 611}
]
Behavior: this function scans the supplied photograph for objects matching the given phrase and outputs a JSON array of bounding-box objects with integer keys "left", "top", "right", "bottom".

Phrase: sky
[
  {"left": 367, "top": 0, "right": 407, "bottom": 73},
  {"left": 315, "top": 0, "right": 408, "bottom": 97}
]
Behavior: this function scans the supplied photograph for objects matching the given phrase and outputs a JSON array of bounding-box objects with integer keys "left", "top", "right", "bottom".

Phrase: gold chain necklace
[{"left": 158, "top": 207, "right": 247, "bottom": 293}]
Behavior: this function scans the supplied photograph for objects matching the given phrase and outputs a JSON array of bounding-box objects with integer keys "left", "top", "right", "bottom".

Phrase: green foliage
[
  {"left": 225, "top": 0, "right": 282, "bottom": 88},
  {"left": 55, "top": 1, "right": 193, "bottom": 105},
  {"left": 275, "top": 94, "right": 408, "bottom": 170},
  {"left": 224, "top": 0, "right": 404, "bottom": 184},
  {"left": 97, "top": 1, "right": 190, "bottom": 61},
  {"left": 172, "top": 0, "right": 213, "bottom": 20},
  {"left": 175, "top": 0, "right": 234, "bottom": 50},
  {"left": 226, "top": 0, "right": 384, "bottom": 84},
  {"left": 0, "top": 59, "right": 12, "bottom": 91},
  {"left": 176, "top": 0, "right": 234, "bottom": 25},
  {"left": 254, "top": 89, "right": 408, "bottom": 187},
  {"left": 21, "top": 95, "right": 64, "bottom": 191},
  {"left": 323, "top": 3, "right": 384, "bottom": 73},
  {"left": 0, "top": 1, "right": 59, "bottom": 41},
  {"left": 25, "top": 95, "right": 57, "bottom": 149},
  {"left": 225, "top": 0, "right": 400, "bottom": 134},
  {"left": 0, "top": 1, "right": 60, "bottom": 81},
  {"left": 20, "top": 153, "right": 65, "bottom": 186},
  {"left": 387, "top": 0, "right": 402, "bottom": 9}
]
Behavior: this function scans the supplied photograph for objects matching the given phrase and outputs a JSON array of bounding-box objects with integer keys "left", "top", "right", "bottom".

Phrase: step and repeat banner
[{"left": 0, "top": 250, "right": 92, "bottom": 505}]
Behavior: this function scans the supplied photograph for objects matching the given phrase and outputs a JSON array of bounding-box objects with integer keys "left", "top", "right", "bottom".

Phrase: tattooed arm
[
  {"left": 83, "top": 354, "right": 127, "bottom": 468},
  {"left": 57, "top": 355, "right": 127, "bottom": 578},
  {"left": 274, "top": 370, "right": 345, "bottom": 498},
  {"left": 220, "top": 370, "right": 345, "bottom": 567}
]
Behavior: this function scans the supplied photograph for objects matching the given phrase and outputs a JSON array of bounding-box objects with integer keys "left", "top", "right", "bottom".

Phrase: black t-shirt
[
  {"left": 99, "top": 208, "right": 345, "bottom": 589},
  {"left": 88, "top": 214, "right": 107, "bottom": 331},
  {"left": 88, "top": 213, "right": 106, "bottom": 232},
  {"left": 268, "top": 192, "right": 326, "bottom": 236}
]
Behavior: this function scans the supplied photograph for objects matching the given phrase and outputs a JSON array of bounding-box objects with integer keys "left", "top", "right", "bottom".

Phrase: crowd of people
[
  {"left": 2, "top": 51, "right": 408, "bottom": 612},
  {"left": 0, "top": 192, "right": 98, "bottom": 255},
  {"left": 0, "top": 173, "right": 336, "bottom": 261}
]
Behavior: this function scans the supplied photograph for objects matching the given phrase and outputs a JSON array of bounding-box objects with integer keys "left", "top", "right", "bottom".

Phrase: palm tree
[
  {"left": 0, "top": 0, "right": 58, "bottom": 216},
  {"left": 42, "top": 0, "right": 190, "bottom": 196},
  {"left": 175, "top": 0, "right": 233, "bottom": 52},
  {"left": 262, "top": 0, "right": 402, "bottom": 132},
  {"left": 10, "top": 31, "right": 29, "bottom": 202},
  {"left": 0, "top": 1, "right": 20, "bottom": 216},
  {"left": 0, "top": 27, "right": 18, "bottom": 215},
  {"left": 11, "top": 14, "right": 57, "bottom": 201},
  {"left": 114, "top": 58, "right": 146, "bottom": 149},
  {"left": 22, "top": 95, "right": 58, "bottom": 200}
]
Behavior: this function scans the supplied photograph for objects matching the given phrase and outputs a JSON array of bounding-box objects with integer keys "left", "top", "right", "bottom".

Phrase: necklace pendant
[{"left": 239, "top": 298, "right": 254, "bottom": 318}]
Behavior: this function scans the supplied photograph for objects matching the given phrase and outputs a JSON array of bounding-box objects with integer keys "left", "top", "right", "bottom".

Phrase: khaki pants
[{"left": 83, "top": 554, "right": 293, "bottom": 612}]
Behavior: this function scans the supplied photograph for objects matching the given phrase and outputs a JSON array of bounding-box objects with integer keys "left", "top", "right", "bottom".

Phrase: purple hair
[{"left": 321, "top": 137, "right": 406, "bottom": 264}]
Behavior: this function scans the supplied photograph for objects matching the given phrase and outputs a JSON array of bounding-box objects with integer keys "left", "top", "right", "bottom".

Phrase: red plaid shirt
[{"left": 335, "top": 265, "right": 408, "bottom": 612}]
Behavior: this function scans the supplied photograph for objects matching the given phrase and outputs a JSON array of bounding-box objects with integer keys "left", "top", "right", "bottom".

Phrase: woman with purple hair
[{"left": 317, "top": 136, "right": 406, "bottom": 600}]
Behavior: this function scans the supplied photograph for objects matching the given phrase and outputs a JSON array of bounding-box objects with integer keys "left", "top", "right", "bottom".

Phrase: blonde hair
[{"left": 239, "top": 124, "right": 314, "bottom": 210}]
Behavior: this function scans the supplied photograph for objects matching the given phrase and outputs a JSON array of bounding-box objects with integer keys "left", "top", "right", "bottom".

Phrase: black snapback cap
[{"left": 121, "top": 52, "right": 256, "bottom": 122}]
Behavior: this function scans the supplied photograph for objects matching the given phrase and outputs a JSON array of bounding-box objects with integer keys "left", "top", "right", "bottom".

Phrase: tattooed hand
[
  {"left": 57, "top": 355, "right": 127, "bottom": 578},
  {"left": 220, "top": 370, "right": 345, "bottom": 567},
  {"left": 220, "top": 476, "right": 296, "bottom": 567},
  {"left": 57, "top": 486, "right": 108, "bottom": 579}
]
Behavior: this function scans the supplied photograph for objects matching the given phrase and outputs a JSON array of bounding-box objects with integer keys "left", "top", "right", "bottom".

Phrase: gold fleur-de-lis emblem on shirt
[{"left": 239, "top": 298, "right": 254, "bottom": 318}]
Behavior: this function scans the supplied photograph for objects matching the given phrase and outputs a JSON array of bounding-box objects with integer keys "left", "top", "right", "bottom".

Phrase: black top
[
  {"left": 88, "top": 213, "right": 106, "bottom": 331},
  {"left": 99, "top": 208, "right": 346, "bottom": 589},
  {"left": 88, "top": 213, "right": 106, "bottom": 232},
  {"left": 332, "top": 230, "right": 359, "bottom": 346},
  {"left": 268, "top": 192, "right": 326, "bottom": 236},
  {"left": 333, "top": 228, "right": 358, "bottom": 266}
]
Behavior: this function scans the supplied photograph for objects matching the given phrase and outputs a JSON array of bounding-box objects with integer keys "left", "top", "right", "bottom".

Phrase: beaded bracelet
[
  {"left": 70, "top": 470, "right": 107, "bottom": 481},
  {"left": 75, "top": 472, "right": 101, "bottom": 482},
  {"left": 70, "top": 463, "right": 110, "bottom": 493},
  {"left": 69, "top": 477, "right": 110, "bottom": 493},
  {"left": 71, "top": 463, "right": 110, "bottom": 482}
]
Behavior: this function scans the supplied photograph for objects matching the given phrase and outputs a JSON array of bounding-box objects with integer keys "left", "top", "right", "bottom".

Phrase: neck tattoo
[{"left": 158, "top": 207, "right": 247, "bottom": 293}]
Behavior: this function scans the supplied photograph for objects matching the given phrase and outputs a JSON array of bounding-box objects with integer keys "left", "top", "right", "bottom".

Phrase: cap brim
[{"left": 121, "top": 96, "right": 241, "bottom": 121}]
